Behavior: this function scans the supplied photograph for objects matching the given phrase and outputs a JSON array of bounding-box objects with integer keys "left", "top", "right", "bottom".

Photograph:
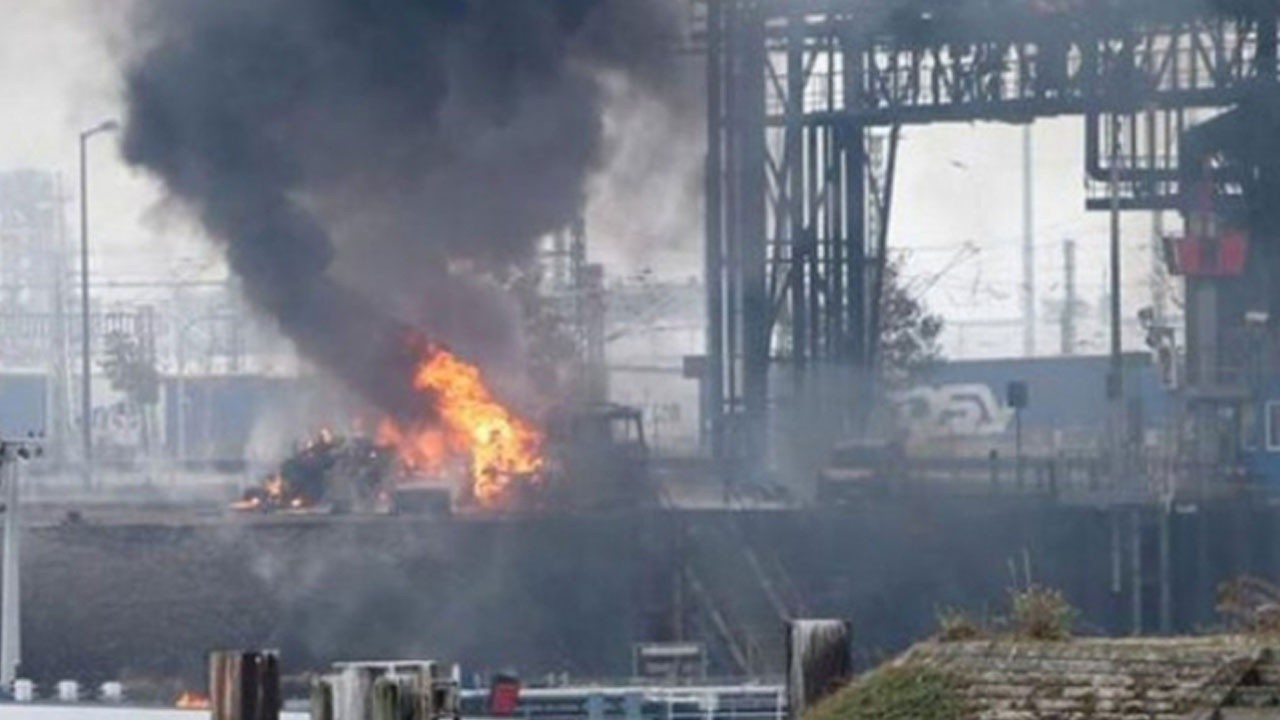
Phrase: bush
[
  {"left": 1009, "top": 585, "right": 1075, "bottom": 641},
  {"left": 935, "top": 607, "right": 984, "bottom": 642},
  {"left": 1217, "top": 576, "right": 1280, "bottom": 634}
]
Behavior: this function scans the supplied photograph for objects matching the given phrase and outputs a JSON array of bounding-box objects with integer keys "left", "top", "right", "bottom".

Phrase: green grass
[{"left": 804, "top": 666, "right": 968, "bottom": 720}]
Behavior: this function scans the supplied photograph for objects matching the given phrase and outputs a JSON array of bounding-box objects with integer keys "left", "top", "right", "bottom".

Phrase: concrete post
[
  {"left": 1159, "top": 505, "right": 1173, "bottom": 633},
  {"left": 787, "top": 619, "right": 852, "bottom": 718},
  {"left": 310, "top": 680, "right": 334, "bottom": 720},
  {"left": 372, "top": 678, "right": 401, "bottom": 720},
  {"left": 1131, "top": 509, "right": 1144, "bottom": 635},
  {"left": 0, "top": 448, "right": 20, "bottom": 688}
]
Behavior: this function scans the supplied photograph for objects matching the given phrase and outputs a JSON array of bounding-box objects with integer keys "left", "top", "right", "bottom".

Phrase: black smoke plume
[{"left": 121, "top": 0, "right": 680, "bottom": 420}]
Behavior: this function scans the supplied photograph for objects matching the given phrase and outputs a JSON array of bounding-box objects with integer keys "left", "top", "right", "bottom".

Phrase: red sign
[
  {"left": 1164, "top": 230, "right": 1248, "bottom": 277},
  {"left": 489, "top": 676, "right": 521, "bottom": 717}
]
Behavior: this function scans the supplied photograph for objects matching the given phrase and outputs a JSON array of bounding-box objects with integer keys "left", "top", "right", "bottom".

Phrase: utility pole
[
  {"left": 1062, "top": 239, "right": 1078, "bottom": 355},
  {"left": 78, "top": 119, "right": 119, "bottom": 489},
  {"left": 703, "top": 0, "right": 723, "bottom": 464},
  {"left": 1108, "top": 115, "right": 1125, "bottom": 489},
  {"left": 1022, "top": 125, "right": 1036, "bottom": 357},
  {"left": 1146, "top": 106, "right": 1167, "bottom": 326},
  {"left": 50, "top": 175, "right": 72, "bottom": 468},
  {"left": 79, "top": 135, "right": 91, "bottom": 488},
  {"left": 1151, "top": 213, "right": 1166, "bottom": 323}
]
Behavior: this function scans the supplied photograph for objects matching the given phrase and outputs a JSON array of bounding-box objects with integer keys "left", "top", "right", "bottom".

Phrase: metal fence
[{"left": 457, "top": 683, "right": 787, "bottom": 720}]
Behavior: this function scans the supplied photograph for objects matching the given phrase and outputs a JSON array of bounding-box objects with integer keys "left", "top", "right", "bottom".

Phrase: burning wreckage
[
  {"left": 235, "top": 346, "right": 652, "bottom": 516},
  {"left": 232, "top": 430, "right": 401, "bottom": 514}
]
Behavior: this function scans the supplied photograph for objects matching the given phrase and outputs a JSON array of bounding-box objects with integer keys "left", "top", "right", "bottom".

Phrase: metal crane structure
[{"left": 699, "top": 0, "right": 1280, "bottom": 483}]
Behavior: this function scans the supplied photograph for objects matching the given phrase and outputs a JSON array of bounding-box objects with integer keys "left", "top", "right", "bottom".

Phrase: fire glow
[
  {"left": 229, "top": 472, "right": 310, "bottom": 512},
  {"left": 379, "top": 345, "right": 543, "bottom": 507},
  {"left": 175, "top": 691, "right": 211, "bottom": 709}
]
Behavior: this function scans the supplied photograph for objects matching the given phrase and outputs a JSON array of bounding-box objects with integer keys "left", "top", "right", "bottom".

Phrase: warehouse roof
[{"left": 819, "top": 636, "right": 1280, "bottom": 720}]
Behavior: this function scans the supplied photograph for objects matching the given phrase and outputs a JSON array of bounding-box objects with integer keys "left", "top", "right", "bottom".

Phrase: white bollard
[
  {"left": 100, "top": 681, "right": 124, "bottom": 703},
  {"left": 13, "top": 678, "right": 34, "bottom": 702},
  {"left": 56, "top": 680, "right": 79, "bottom": 702}
]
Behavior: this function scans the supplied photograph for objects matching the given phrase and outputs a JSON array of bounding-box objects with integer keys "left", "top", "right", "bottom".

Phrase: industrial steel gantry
[{"left": 699, "top": 0, "right": 1280, "bottom": 475}]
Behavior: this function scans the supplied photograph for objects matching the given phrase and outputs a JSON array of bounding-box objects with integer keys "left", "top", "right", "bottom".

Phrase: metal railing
[{"left": 458, "top": 683, "right": 787, "bottom": 720}]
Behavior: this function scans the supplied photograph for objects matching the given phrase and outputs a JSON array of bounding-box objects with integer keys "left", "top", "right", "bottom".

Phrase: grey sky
[
  {"left": 1, "top": 0, "right": 216, "bottom": 285},
  {"left": 1, "top": 0, "right": 1170, "bottom": 360},
  {"left": 892, "top": 120, "right": 1174, "bottom": 357}
]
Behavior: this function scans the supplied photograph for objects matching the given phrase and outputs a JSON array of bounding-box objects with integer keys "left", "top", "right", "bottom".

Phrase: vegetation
[
  {"left": 934, "top": 584, "right": 1077, "bottom": 642},
  {"left": 99, "top": 330, "right": 161, "bottom": 457},
  {"left": 1009, "top": 584, "right": 1076, "bottom": 641},
  {"left": 935, "top": 607, "right": 985, "bottom": 642},
  {"left": 804, "top": 665, "right": 967, "bottom": 720},
  {"left": 818, "top": 584, "right": 1078, "bottom": 720},
  {"left": 1216, "top": 575, "right": 1280, "bottom": 634},
  {"left": 878, "top": 257, "right": 944, "bottom": 388},
  {"left": 100, "top": 330, "right": 161, "bottom": 407}
]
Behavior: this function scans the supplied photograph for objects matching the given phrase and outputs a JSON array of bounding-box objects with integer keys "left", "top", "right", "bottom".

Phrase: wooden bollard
[
  {"left": 210, "top": 651, "right": 240, "bottom": 719},
  {"left": 210, "top": 650, "right": 280, "bottom": 720},
  {"left": 786, "top": 620, "right": 852, "bottom": 718}
]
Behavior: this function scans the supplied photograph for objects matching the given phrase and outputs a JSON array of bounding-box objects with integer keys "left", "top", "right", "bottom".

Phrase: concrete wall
[
  {"left": 21, "top": 515, "right": 676, "bottom": 686},
  {"left": 12, "top": 500, "right": 1276, "bottom": 686}
]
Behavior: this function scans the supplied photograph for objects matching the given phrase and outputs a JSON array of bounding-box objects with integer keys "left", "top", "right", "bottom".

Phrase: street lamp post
[{"left": 79, "top": 119, "right": 119, "bottom": 489}]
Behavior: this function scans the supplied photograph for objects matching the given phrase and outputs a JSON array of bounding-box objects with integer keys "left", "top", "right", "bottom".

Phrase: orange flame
[
  {"left": 263, "top": 474, "right": 286, "bottom": 502},
  {"left": 229, "top": 496, "right": 262, "bottom": 511},
  {"left": 380, "top": 345, "right": 543, "bottom": 507},
  {"left": 377, "top": 418, "right": 450, "bottom": 475},
  {"left": 231, "top": 469, "right": 313, "bottom": 512},
  {"left": 175, "top": 691, "right": 211, "bottom": 709}
]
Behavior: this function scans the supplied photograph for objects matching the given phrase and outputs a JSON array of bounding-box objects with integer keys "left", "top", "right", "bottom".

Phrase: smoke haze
[{"left": 120, "top": 0, "right": 683, "bottom": 419}]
